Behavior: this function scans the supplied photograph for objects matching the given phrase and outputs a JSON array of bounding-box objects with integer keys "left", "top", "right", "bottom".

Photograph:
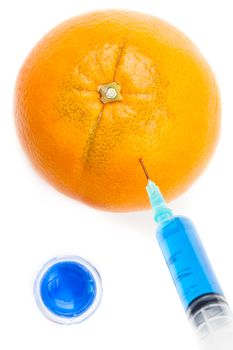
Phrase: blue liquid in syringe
[
  {"left": 146, "top": 179, "right": 224, "bottom": 310},
  {"left": 143, "top": 176, "right": 233, "bottom": 349},
  {"left": 156, "top": 216, "right": 223, "bottom": 309}
]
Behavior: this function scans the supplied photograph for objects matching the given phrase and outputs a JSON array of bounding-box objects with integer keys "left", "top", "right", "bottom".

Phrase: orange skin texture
[{"left": 15, "top": 10, "right": 221, "bottom": 211}]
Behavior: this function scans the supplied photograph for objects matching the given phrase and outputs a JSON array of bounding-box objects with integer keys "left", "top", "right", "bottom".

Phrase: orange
[{"left": 15, "top": 10, "right": 221, "bottom": 211}]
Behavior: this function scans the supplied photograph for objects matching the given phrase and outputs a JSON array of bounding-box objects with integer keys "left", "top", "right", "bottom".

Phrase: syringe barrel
[
  {"left": 156, "top": 216, "right": 223, "bottom": 309},
  {"left": 156, "top": 216, "right": 233, "bottom": 348}
]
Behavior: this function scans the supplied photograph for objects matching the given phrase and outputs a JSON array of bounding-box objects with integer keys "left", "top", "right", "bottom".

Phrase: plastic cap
[
  {"left": 34, "top": 256, "right": 102, "bottom": 324},
  {"left": 146, "top": 180, "right": 172, "bottom": 223}
]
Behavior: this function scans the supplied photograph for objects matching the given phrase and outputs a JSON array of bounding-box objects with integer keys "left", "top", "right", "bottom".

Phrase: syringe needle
[
  {"left": 139, "top": 158, "right": 172, "bottom": 222},
  {"left": 139, "top": 158, "right": 150, "bottom": 180}
]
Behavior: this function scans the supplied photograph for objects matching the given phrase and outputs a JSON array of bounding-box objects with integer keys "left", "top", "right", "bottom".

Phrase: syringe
[{"left": 139, "top": 159, "right": 233, "bottom": 350}]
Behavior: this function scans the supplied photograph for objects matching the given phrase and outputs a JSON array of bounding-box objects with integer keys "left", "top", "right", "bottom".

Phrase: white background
[{"left": 1, "top": 1, "right": 233, "bottom": 349}]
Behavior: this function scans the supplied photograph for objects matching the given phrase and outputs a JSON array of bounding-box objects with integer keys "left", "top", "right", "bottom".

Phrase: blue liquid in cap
[{"left": 40, "top": 261, "right": 97, "bottom": 318}]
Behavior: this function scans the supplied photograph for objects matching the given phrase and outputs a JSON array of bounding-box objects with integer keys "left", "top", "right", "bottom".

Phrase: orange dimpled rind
[{"left": 15, "top": 10, "right": 221, "bottom": 211}]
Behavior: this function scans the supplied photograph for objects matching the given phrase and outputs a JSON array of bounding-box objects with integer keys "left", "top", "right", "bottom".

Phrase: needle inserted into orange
[{"left": 139, "top": 158, "right": 150, "bottom": 180}]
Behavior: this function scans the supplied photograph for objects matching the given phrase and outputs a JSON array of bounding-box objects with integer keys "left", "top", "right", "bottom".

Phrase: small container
[{"left": 34, "top": 256, "right": 102, "bottom": 324}]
